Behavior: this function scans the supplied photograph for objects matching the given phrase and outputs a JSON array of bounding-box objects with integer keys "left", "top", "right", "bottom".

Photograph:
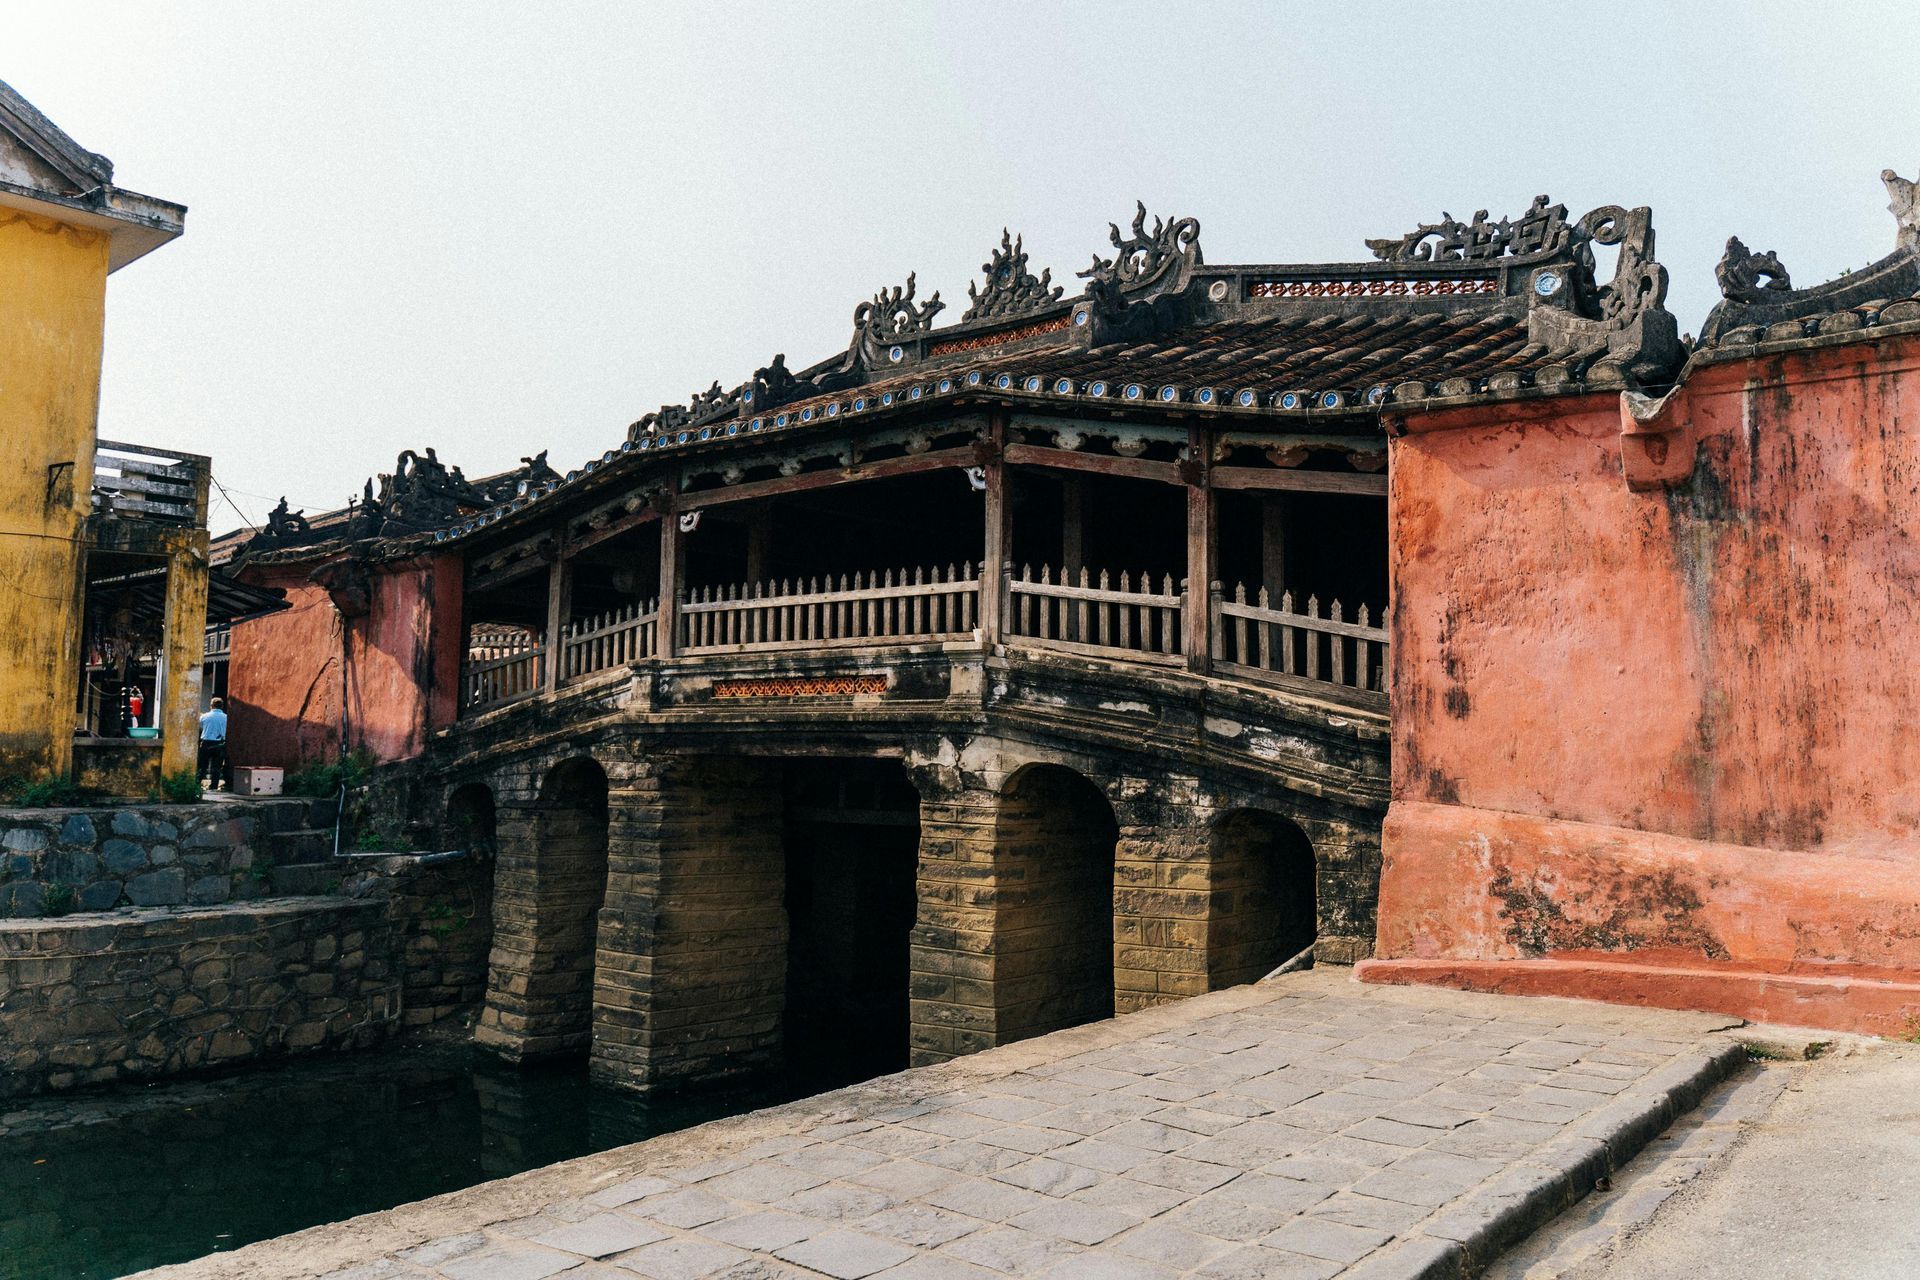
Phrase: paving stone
[
  {"left": 587, "top": 1177, "right": 679, "bottom": 1208},
  {"left": 990, "top": 1157, "right": 1099, "bottom": 1197},
  {"left": 778, "top": 1143, "right": 892, "bottom": 1177},
  {"left": 1106, "top": 1221, "right": 1230, "bottom": 1269},
  {"left": 699, "top": 1162, "right": 829, "bottom": 1203},
  {"left": 530, "top": 1214, "right": 667, "bottom": 1258},
  {"left": 1031, "top": 1254, "right": 1176, "bottom": 1280},
  {"left": 1101, "top": 1120, "right": 1197, "bottom": 1153},
  {"left": 1007, "top": 1199, "right": 1137, "bottom": 1245},
  {"left": 703, "top": 1209, "right": 819, "bottom": 1252},
  {"left": 774, "top": 1228, "right": 916, "bottom": 1279},
  {"left": 1304, "top": 1191, "right": 1432, "bottom": 1233},
  {"left": 847, "top": 1159, "right": 963, "bottom": 1198},
  {"left": 438, "top": 1244, "right": 579, "bottom": 1280},
  {"left": 1126, "top": 1154, "right": 1242, "bottom": 1194},
  {"left": 627, "top": 1188, "right": 736, "bottom": 1228},
  {"left": 941, "top": 1225, "right": 1084, "bottom": 1273},
  {"left": 870, "top": 1255, "right": 1002, "bottom": 1279},
  {"left": 1209, "top": 1173, "right": 1336, "bottom": 1214},
  {"left": 1262, "top": 1215, "right": 1394, "bottom": 1264},
  {"left": 398, "top": 1233, "right": 488, "bottom": 1266},
  {"left": 925, "top": 1177, "right": 1054, "bottom": 1222},
  {"left": 1065, "top": 1176, "right": 1193, "bottom": 1218},
  {"left": 975, "top": 1125, "right": 1071, "bottom": 1155},
  {"left": 615, "top": 1236, "right": 755, "bottom": 1279},
  {"left": 780, "top": 1183, "right": 897, "bottom": 1222},
  {"left": 1189, "top": 1243, "right": 1343, "bottom": 1279},
  {"left": 858, "top": 1203, "right": 982, "bottom": 1247}
]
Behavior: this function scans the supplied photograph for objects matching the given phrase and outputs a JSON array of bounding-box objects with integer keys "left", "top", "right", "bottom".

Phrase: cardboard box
[{"left": 231, "top": 766, "right": 284, "bottom": 797}]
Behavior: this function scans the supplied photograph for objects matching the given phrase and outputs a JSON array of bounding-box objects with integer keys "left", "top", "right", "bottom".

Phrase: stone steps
[{"left": 266, "top": 827, "right": 335, "bottom": 865}]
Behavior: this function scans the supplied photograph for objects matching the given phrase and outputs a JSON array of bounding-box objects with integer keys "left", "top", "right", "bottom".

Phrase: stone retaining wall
[
  {"left": 0, "top": 897, "right": 398, "bottom": 1097},
  {"left": 0, "top": 799, "right": 310, "bottom": 917}
]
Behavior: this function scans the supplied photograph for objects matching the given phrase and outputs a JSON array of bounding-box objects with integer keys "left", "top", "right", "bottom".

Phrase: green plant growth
[
  {"left": 284, "top": 748, "right": 378, "bottom": 798},
  {"left": 422, "top": 901, "right": 469, "bottom": 940},
  {"left": 354, "top": 824, "right": 409, "bottom": 852},
  {"left": 0, "top": 773, "right": 88, "bottom": 808},
  {"left": 156, "top": 768, "right": 202, "bottom": 804},
  {"left": 42, "top": 885, "right": 76, "bottom": 917}
]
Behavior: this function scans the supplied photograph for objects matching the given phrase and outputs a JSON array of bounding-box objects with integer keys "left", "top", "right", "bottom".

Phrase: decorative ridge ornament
[
  {"left": 1885, "top": 168, "right": 1920, "bottom": 253},
  {"left": 962, "top": 230, "right": 1064, "bottom": 322},
  {"left": 1716, "top": 237, "right": 1792, "bottom": 302},
  {"left": 1367, "top": 195, "right": 1570, "bottom": 263},
  {"left": 1081, "top": 201, "right": 1203, "bottom": 294},
  {"left": 855, "top": 272, "right": 944, "bottom": 348}
]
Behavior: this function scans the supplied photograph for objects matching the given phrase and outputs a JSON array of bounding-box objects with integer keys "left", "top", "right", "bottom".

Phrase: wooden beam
[
  {"left": 677, "top": 447, "right": 975, "bottom": 511},
  {"left": 466, "top": 551, "right": 549, "bottom": 597},
  {"left": 1209, "top": 466, "right": 1388, "bottom": 496},
  {"left": 1002, "top": 443, "right": 1184, "bottom": 486},
  {"left": 569, "top": 505, "right": 660, "bottom": 557}
]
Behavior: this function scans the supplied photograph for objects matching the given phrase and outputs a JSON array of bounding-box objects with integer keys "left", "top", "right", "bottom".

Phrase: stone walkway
[{"left": 140, "top": 972, "right": 1742, "bottom": 1280}]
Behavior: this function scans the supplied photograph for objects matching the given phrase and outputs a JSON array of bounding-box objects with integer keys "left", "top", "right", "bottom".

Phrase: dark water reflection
[{"left": 0, "top": 1043, "right": 802, "bottom": 1280}]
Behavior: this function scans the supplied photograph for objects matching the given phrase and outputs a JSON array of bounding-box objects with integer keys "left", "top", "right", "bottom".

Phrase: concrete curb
[{"left": 1344, "top": 1040, "right": 1747, "bottom": 1279}]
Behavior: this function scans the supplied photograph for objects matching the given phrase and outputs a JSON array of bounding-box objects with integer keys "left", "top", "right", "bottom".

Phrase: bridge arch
[
  {"left": 1207, "top": 807, "right": 1317, "bottom": 989},
  {"left": 993, "top": 762, "right": 1119, "bottom": 1043}
]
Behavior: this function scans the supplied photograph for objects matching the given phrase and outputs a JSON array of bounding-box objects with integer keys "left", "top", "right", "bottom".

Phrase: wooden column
[
  {"left": 1060, "top": 475, "right": 1084, "bottom": 579},
  {"left": 744, "top": 504, "right": 773, "bottom": 585},
  {"left": 542, "top": 539, "right": 571, "bottom": 695},
  {"left": 980, "top": 412, "right": 1009, "bottom": 649},
  {"left": 1261, "top": 495, "right": 1287, "bottom": 596},
  {"left": 657, "top": 503, "right": 683, "bottom": 659},
  {"left": 1183, "top": 423, "right": 1214, "bottom": 672}
]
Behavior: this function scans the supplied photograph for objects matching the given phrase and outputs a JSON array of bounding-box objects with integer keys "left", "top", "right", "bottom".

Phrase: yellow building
[{"left": 0, "top": 78, "right": 197, "bottom": 791}]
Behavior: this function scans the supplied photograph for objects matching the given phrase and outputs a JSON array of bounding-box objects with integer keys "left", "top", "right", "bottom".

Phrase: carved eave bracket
[{"left": 1619, "top": 388, "right": 1694, "bottom": 491}]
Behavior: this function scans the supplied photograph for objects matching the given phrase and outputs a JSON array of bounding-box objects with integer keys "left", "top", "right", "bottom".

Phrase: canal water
[{"left": 0, "top": 1041, "right": 806, "bottom": 1280}]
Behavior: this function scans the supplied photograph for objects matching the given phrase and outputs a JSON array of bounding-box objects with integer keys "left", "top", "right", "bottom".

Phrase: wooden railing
[
  {"left": 1211, "top": 583, "right": 1388, "bottom": 704},
  {"left": 680, "top": 565, "right": 979, "bottom": 653},
  {"left": 456, "top": 566, "right": 1387, "bottom": 717},
  {"left": 1003, "top": 565, "right": 1184, "bottom": 662},
  {"left": 562, "top": 600, "right": 659, "bottom": 681},
  {"left": 462, "top": 630, "right": 544, "bottom": 712}
]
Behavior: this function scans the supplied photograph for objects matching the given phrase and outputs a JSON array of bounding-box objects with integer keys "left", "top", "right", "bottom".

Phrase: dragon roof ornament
[
  {"left": 1081, "top": 201, "right": 1202, "bottom": 294},
  {"left": 1715, "top": 236, "right": 1792, "bottom": 302},
  {"left": 962, "top": 230, "right": 1064, "bottom": 323},
  {"left": 1367, "top": 195, "right": 1571, "bottom": 263}
]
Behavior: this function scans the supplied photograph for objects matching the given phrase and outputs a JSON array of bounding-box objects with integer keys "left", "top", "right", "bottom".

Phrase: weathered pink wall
[
  {"left": 228, "top": 555, "right": 462, "bottom": 768},
  {"left": 1364, "top": 338, "right": 1920, "bottom": 1033}
]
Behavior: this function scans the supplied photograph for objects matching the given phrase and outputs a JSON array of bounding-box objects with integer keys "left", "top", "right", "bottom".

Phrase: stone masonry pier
[{"left": 139, "top": 973, "right": 1744, "bottom": 1280}]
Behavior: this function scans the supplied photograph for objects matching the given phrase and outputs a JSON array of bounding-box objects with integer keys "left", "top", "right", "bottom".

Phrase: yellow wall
[{"left": 0, "top": 207, "right": 110, "bottom": 779}]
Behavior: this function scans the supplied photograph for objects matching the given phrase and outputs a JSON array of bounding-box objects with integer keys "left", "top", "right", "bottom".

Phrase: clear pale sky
[{"left": 11, "top": 2, "right": 1920, "bottom": 530}]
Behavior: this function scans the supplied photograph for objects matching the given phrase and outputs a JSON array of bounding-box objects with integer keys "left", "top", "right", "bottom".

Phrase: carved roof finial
[
  {"left": 1080, "top": 201, "right": 1202, "bottom": 292},
  {"left": 1716, "top": 236, "right": 1792, "bottom": 302},
  {"left": 1885, "top": 168, "right": 1920, "bottom": 252},
  {"left": 962, "top": 229, "right": 1064, "bottom": 322}
]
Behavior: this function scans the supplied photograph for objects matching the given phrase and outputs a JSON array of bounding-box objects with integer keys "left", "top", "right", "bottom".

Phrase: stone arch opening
[
  {"left": 996, "top": 763, "right": 1118, "bottom": 1042},
  {"left": 445, "top": 782, "right": 497, "bottom": 856},
  {"left": 1208, "top": 808, "right": 1317, "bottom": 989},
  {"left": 781, "top": 757, "right": 921, "bottom": 1089}
]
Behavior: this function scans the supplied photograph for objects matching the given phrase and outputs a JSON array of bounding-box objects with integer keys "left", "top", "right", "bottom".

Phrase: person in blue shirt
[{"left": 198, "top": 698, "right": 228, "bottom": 791}]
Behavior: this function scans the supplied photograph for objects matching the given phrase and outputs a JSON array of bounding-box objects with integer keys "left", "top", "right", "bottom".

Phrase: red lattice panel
[
  {"left": 711, "top": 674, "right": 889, "bottom": 699},
  {"left": 1248, "top": 277, "right": 1499, "bottom": 299},
  {"left": 929, "top": 314, "right": 1074, "bottom": 357}
]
